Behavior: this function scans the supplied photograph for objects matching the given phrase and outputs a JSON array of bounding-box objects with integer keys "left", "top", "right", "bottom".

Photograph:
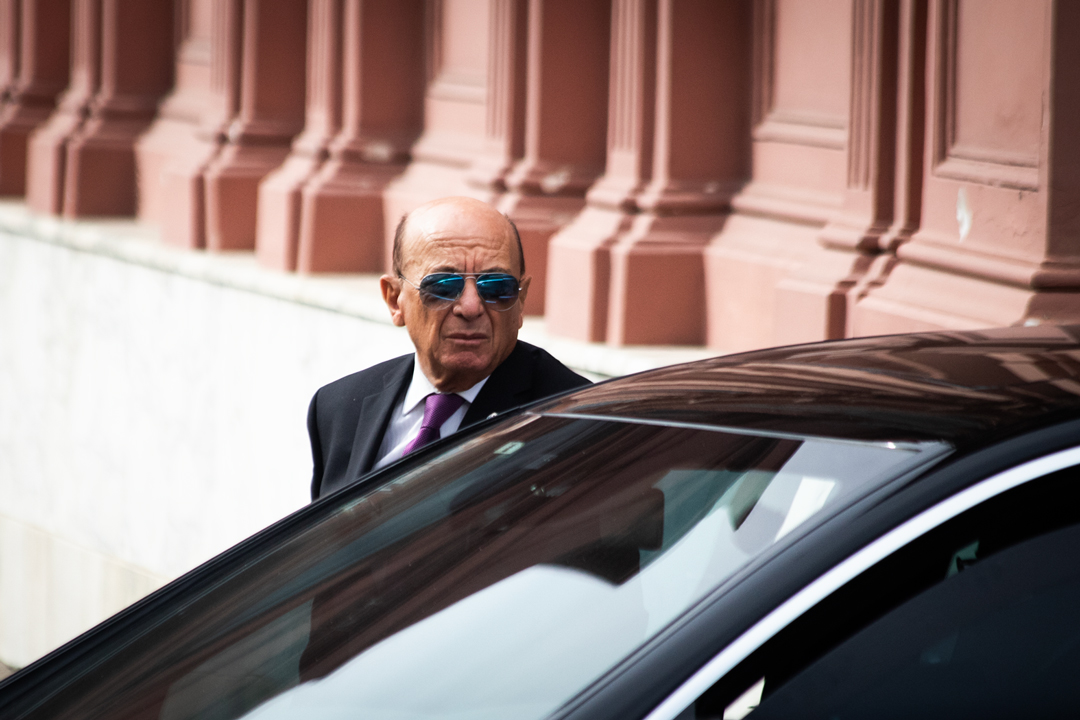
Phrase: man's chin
[{"left": 436, "top": 352, "right": 496, "bottom": 387}]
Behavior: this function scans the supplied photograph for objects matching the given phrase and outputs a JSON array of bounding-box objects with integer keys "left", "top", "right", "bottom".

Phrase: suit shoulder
[
  {"left": 516, "top": 341, "right": 592, "bottom": 394},
  {"left": 313, "top": 354, "right": 412, "bottom": 409}
]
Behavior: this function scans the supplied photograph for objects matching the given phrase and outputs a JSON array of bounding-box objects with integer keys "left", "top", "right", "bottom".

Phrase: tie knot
[{"left": 421, "top": 392, "right": 465, "bottom": 429}]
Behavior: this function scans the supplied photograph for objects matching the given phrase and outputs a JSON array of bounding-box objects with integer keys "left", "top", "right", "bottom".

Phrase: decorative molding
[
  {"left": 848, "top": 0, "right": 880, "bottom": 191},
  {"left": 485, "top": 0, "right": 524, "bottom": 144},
  {"left": 607, "top": 0, "right": 655, "bottom": 158},
  {"left": 582, "top": 0, "right": 656, "bottom": 210},
  {"left": 427, "top": 74, "right": 486, "bottom": 104},
  {"left": 425, "top": 0, "right": 442, "bottom": 86},
  {"left": 751, "top": 0, "right": 847, "bottom": 151},
  {"left": 877, "top": 0, "right": 928, "bottom": 250},
  {"left": 302, "top": 0, "right": 342, "bottom": 148},
  {"left": 899, "top": 236, "right": 1080, "bottom": 289},
  {"left": 6, "top": 0, "right": 70, "bottom": 102},
  {"left": 466, "top": 0, "right": 526, "bottom": 191},
  {"left": 751, "top": 0, "right": 775, "bottom": 128},
  {"left": 934, "top": 154, "right": 1039, "bottom": 191},
  {"left": 205, "top": 0, "right": 241, "bottom": 137},
  {"left": 68, "top": 0, "right": 102, "bottom": 106},
  {"left": 423, "top": 0, "right": 486, "bottom": 106},
  {"left": 0, "top": 0, "right": 20, "bottom": 95},
  {"left": 931, "top": 0, "right": 1039, "bottom": 191},
  {"left": 753, "top": 113, "right": 846, "bottom": 149},
  {"left": 731, "top": 180, "right": 841, "bottom": 227}
]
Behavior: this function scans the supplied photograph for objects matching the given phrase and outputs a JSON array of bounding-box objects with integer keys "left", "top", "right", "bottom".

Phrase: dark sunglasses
[{"left": 400, "top": 272, "right": 522, "bottom": 311}]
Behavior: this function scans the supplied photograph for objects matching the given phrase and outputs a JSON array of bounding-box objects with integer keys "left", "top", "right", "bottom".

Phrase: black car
[{"left": 5, "top": 326, "right": 1080, "bottom": 720}]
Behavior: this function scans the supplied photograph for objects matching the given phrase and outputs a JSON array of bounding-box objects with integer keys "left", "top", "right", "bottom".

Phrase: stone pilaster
[
  {"left": 289, "top": 0, "right": 425, "bottom": 273},
  {"left": 254, "top": 0, "right": 344, "bottom": 271},
  {"left": 497, "top": 0, "right": 611, "bottom": 315},
  {"left": 203, "top": 0, "right": 306, "bottom": 251},
  {"left": 545, "top": 0, "right": 655, "bottom": 341},
  {"left": 0, "top": 0, "right": 70, "bottom": 196},
  {"left": 61, "top": 0, "right": 173, "bottom": 216}
]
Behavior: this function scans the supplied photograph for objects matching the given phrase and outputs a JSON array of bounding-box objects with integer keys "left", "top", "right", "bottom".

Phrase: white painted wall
[{"left": 0, "top": 215, "right": 418, "bottom": 667}]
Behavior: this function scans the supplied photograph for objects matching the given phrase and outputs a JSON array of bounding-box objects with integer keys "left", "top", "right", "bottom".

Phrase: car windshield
[{"left": 25, "top": 415, "right": 944, "bottom": 720}]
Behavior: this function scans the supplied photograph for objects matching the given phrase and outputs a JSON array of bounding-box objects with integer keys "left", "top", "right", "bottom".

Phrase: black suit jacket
[{"left": 307, "top": 340, "right": 591, "bottom": 500}]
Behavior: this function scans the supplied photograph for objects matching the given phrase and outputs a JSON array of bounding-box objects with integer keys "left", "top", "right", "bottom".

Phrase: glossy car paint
[{"left": 4, "top": 326, "right": 1080, "bottom": 720}]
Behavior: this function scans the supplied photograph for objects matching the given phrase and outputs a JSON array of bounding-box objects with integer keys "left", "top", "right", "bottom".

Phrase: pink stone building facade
[{"left": 3, "top": 0, "right": 1078, "bottom": 352}]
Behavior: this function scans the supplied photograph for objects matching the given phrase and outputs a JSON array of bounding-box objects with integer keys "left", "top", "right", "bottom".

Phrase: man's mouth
[{"left": 446, "top": 333, "right": 488, "bottom": 344}]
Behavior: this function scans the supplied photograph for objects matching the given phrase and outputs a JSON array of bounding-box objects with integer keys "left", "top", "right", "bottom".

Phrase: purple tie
[{"left": 402, "top": 393, "right": 466, "bottom": 456}]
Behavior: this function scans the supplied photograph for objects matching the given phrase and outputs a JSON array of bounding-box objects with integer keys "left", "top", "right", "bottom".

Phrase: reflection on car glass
[
  {"left": 224, "top": 420, "right": 927, "bottom": 720},
  {"left": 38, "top": 416, "right": 937, "bottom": 720}
]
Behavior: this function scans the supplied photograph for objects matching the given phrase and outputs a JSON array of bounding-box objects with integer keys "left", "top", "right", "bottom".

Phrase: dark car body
[{"left": 4, "top": 325, "right": 1080, "bottom": 719}]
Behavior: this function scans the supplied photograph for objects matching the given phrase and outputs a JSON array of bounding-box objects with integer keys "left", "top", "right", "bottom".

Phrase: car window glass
[
  {"left": 25, "top": 416, "right": 938, "bottom": 720},
  {"left": 687, "top": 464, "right": 1080, "bottom": 720}
]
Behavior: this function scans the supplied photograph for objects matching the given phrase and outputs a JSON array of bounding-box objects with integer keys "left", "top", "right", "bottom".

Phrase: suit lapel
[
  {"left": 347, "top": 356, "right": 413, "bottom": 483},
  {"left": 463, "top": 342, "right": 534, "bottom": 426}
]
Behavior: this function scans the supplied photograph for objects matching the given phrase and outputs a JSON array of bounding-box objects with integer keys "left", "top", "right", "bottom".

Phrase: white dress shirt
[{"left": 372, "top": 356, "right": 489, "bottom": 471}]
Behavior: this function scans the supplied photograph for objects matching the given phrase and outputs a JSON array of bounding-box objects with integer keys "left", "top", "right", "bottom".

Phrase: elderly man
[{"left": 307, "top": 196, "right": 590, "bottom": 500}]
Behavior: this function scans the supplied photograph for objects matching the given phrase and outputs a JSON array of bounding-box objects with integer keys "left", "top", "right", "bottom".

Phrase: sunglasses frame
[{"left": 399, "top": 272, "right": 522, "bottom": 311}]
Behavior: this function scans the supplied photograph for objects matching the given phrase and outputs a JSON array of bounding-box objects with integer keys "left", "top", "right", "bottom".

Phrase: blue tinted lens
[
  {"left": 475, "top": 275, "right": 520, "bottom": 307},
  {"left": 418, "top": 274, "right": 466, "bottom": 302},
  {"left": 416, "top": 273, "right": 520, "bottom": 309}
]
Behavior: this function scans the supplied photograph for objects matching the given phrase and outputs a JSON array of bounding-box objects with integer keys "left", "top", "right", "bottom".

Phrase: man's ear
[
  {"left": 516, "top": 275, "right": 531, "bottom": 328},
  {"left": 381, "top": 274, "right": 406, "bottom": 327}
]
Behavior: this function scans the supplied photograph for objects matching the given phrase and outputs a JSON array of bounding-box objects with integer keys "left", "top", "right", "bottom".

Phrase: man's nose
[{"left": 453, "top": 277, "right": 484, "bottom": 318}]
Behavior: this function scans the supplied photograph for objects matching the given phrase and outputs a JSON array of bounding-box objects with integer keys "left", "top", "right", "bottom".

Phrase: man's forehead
[
  {"left": 409, "top": 201, "right": 508, "bottom": 237},
  {"left": 402, "top": 202, "right": 517, "bottom": 268}
]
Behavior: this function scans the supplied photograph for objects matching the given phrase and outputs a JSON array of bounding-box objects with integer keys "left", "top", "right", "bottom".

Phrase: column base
[
  {"left": 153, "top": 132, "right": 221, "bottom": 251},
  {"left": 704, "top": 214, "right": 816, "bottom": 352},
  {"left": 25, "top": 104, "right": 83, "bottom": 214},
  {"left": 295, "top": 159, "right": 406, "bottom": 273},
  {"left": 61, "top": 118, "right": 150, "bottom": 217},
  {"left": 204, "top": 143, "right": 291, "bottom": 252},
  {"left": 849, "top": 259, "right": 1074, "bottom": 335},
  {"left": 255, "top": 153, "right": 323, "bottom": 271},
  {"left": 544, "top": 205, "right": 631, "bottom": 342},
  {"left": 135, "top": 116, "right": 205, "bottom": 226},
  {"left": 0, "top": 104, "right": 54, "bottom": 196},
  {"left": 607, "top": 213, "right": 724, "bottom": 346}
]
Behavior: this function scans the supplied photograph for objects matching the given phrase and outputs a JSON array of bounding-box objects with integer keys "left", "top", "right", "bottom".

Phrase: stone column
[
  {"left": 846, "top": 0, "right": 926, "bottom": 318},
  {"left": 280, "top": 0, "right": 425, "bottom": 273},
  {"left": 382, "top": 0, "right": 503, "bottom": 245},
  {"left": 203, "top": 0, "right": 306, "bottom": 251},
  {"left": 545, "top": 0, "right": 656, "bottom": 342},
  {"left": 152, "top": 0, "right": 242, "bottom": 249},
  {"left": 547, "top": 0, "right": 749, "bottom": 345},
  {"left": 607, "top": 0, "right": 749, "bottom": 345},
  {"left": 135, "top": 0, "right": 215, "bottom": 227},
  {"left": 852, "top": 0, "right": 1080, "bottom": 332},
  {"left": 704, "top": 0, "right": 860, "bottom": 351},
  {"left": 254, "top": 0, "right": 342, "bottom": 271},
  {"left": 465, "top": 0, "right": 528, "bottom": 201},
  {"left": 26, "top": 0, "right": 101, "bottom": 214},
  {"left": 0, "top": 0, "right": 70, "bottom": 196},
  {"left": 65, "top": 0, "right": 174, "bottom": 216},
  {"left": 0, "top": 0, "right": 16, "bottom": 97},
  {"left": 497, "top": 0, "right": 610, "bottom": 315},
  {"left": 760, "top": 0, "right": 901, "bottom": 345}
]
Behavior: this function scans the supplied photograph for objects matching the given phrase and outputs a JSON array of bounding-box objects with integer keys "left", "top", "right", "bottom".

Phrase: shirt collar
[{"left": 401, "top": 354, "right": 489, "bottom": 415}]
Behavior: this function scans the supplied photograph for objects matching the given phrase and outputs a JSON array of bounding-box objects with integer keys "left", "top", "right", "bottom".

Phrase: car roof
[{"left": 534, "top": 325, "right": 1080, "bottom": 447}]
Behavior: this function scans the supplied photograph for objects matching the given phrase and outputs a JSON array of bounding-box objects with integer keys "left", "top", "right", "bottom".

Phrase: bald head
[{"left": 392, "top": 197, "right": 524, "bottom": 278}]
